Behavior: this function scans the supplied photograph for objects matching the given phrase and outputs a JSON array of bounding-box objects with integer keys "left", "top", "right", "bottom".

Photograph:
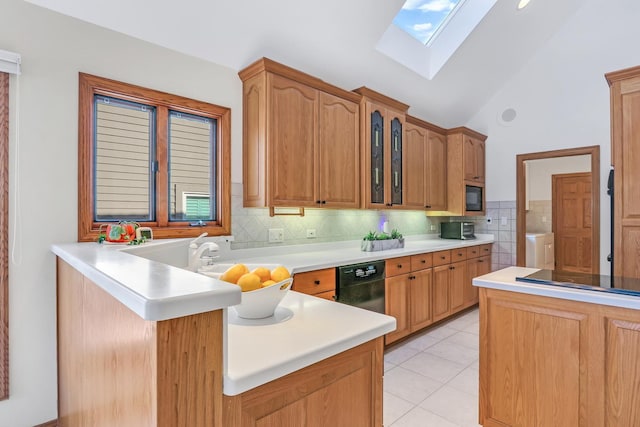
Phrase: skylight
[
  {"left": 376, "top": 0, "right": 496, "bottom": 80},
  {"left": 393, "top": 0, "right": 465, "bottom": 45}
]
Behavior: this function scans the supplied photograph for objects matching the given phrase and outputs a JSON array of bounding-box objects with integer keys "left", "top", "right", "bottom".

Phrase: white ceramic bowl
[{"left": 232, "top": 278, "right": 293, "bottom": 319}]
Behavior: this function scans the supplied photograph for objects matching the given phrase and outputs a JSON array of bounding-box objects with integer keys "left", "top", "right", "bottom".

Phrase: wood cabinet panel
[
  {"left": 463, "top": 136, "right": 485, "bottom": 183},
  {"left": 411, "top": 253, "right": 433, "bottom": 270},
  {"left": 404, "top": 122, "right": 428, "bottom": 209},
  {"left": 432, "top": 265, "right": 450, "bottom": 322},
  {"left": 268, "top": 74, "right": 318, "bottom": 206},
  {"left": 293, "top": 268, "right": 336, "bottom": 295},
  {"left": 409, "top": 268, "right": 433, "bottom": 332},
  {"left": 425, "top": 130, "right": 447, "bottom": 210},
  {"left": 451, "top": 247, "right": 467, "bottom": 262},
  {"left": 318, "top": 92, "right": 360, "bottom": 208},
  {"left": 386, "top": 256, "right": 411, "bottom": 277},
  {"left": 605, "top": 317, "right": 640, "bottom": 425},
  {"left": 432, "top": 250, "right": 451, "bottom": 267},
  {"left": 448, "top": 261, "right": 467, "bottom": 313},
  {"left": 385, "top": 274, "right": 410, "bottom": 344},
  {"left": 223, "top": 338, "right": 383, "bottom": 427},
  {"left": 481, "top": 292, "right": 588, "bottom": 427}
]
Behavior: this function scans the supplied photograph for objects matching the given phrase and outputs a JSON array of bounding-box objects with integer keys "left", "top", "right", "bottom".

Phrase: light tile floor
[{"left": 383, "top": 308, "right": 481, "bottom": 427}]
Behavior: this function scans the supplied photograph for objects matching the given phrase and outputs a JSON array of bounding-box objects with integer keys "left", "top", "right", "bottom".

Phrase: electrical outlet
[
  {"left": 430, "top": 224, "right": 437, "bottom": 231},
  {"left": 268, "top": 228, "right": 284, "bottom": 243},
  {"left": 306, "top": 229, "right": 316, "bottom": 238},
  {"left": 501, "top": 216, "right": 508, "bottom": 226}
]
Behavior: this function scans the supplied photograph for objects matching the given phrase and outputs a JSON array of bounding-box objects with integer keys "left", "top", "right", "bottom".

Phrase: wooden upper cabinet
[
  {"left": 463, "top": 135, "right": 485, "bottom": 183},
  {"left": 405, "top": 115, "right": 447, "bottom": 211},
  {"left": 239, "top": 58, "right": 361, "bottom": 209},
  {"left": 606, "top": 66, "right": 640, "bottom": 278},
  {"left": 268, "top": 74, "right": 318, "bottom": 206},
  {"left": 317, "top": 92, "right": 360, "bottom": 208},
  {"left": 354, "top": 87, "right": 409, "bottom": 209},
  {"left": 437, "top": 127, "right": 487, "bottom": 216}
]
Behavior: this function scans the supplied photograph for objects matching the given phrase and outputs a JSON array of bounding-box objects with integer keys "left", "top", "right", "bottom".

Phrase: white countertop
[
  {"left": 53, "top": 234, "right": 493, "bottom": 395},
  {"left": 51, "top": 241, "right": 242, "bottom": 321},
  {"left": 473, "top": 267, "right": 640, "bottom": 310},
  {"left": 224, "top": 291, "right": 395, "bottom": 395},
  {"left": 226, "top": 234, "right": 495, "bottom": 274}
]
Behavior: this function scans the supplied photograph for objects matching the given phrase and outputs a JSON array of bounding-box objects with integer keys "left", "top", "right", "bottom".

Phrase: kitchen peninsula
[
  {"left": 52, "top": 234, "right": 493, "bottom": 426},
  {"left": 473, "top": 267, "right": 640, "bottom": 426}
]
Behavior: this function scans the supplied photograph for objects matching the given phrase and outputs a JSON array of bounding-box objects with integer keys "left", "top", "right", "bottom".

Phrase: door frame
[{"left": 516, "top": 146, "right": 600, "bottom": 272}]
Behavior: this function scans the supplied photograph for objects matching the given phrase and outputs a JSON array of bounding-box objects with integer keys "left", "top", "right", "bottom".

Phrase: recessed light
[{"left": 517, "top": 0, "right": 531, "bottom": 9}]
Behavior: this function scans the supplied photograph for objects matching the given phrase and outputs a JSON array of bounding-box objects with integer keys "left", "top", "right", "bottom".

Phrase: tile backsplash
[
  {"left": 230, "top": 184, "right": 516, "bottom": 271},
  {"left": 526, "top": 200, "right": 552, "bottom": 233},
  {"left": 230, "top": 184, "right": 444, "bottom": 249}
]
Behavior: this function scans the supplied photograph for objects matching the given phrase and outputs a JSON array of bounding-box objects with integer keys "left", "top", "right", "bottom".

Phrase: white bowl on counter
[{"left": 232, "top": 278, "right": 293, "bottom": 319}]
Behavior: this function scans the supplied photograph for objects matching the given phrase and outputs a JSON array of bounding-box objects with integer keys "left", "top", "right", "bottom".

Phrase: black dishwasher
[{"left": 336, "top": 260, "right": 385, "bottom": 314}]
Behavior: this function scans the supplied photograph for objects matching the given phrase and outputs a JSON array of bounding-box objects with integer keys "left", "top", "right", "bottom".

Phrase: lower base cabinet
[
  {"left": 480, "top": 288, "right": 640, "bottom": 427},
  {"left": 223, "top": 338, "right": 383, "bottom": 427}
]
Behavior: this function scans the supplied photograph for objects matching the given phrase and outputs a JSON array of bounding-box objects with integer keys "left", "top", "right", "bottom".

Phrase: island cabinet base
[
  {"left": 479, "top": 288, "right": 640, "bottom": 427},
  {"left": 223, "top": 337, "right": 384, "bottom": 426},
  {"left": 56, "top": 259, "right": 224, "bottom": 427}
]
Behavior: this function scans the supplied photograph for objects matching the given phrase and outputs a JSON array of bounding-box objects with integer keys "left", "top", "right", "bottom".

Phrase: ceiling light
[{"left": 517, "top": 0, "right": 531, "bottom": 9}]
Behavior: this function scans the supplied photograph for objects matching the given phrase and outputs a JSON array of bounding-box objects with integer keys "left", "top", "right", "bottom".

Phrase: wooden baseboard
[{"left": 34, "top": 420, "right": 57, "bottom": 427}]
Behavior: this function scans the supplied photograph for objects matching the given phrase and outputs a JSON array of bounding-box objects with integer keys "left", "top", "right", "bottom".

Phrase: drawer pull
[
  {"left": 421, "top": 259, "right": 426, "bottom": 263},
  {"left": 314, "top": 280, "right": 321, "bottom": 285},
  {"left": 441, "top": 256, "right": 446, "bottom": 260},
  {"left": 397, "top": 264, "right": 403, "bottom": 268},
  {"left": 449, "top": 266, "right": 455, "bottom": 270},
  {"left": 478, "top": 260, "right": 484, "bottom": 263}
]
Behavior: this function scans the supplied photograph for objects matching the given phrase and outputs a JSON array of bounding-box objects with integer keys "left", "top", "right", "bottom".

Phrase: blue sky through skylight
[{"left": 393, "top": 0, "right": 463, "bottom": 45}]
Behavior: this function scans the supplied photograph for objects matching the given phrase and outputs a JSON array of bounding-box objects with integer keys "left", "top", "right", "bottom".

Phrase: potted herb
[{"left": 361, "top": 229, "right": 405, "bottom": 252}]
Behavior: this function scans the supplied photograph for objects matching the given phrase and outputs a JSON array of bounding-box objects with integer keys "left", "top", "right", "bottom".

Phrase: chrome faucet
[{"left": 188, "top": 233, "right": 219, "bottom": 271}]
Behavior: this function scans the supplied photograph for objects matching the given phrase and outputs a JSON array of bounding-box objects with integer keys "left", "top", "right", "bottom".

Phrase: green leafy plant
[{"left": 363, "top": 230, "right": 403, "bottom": 241}]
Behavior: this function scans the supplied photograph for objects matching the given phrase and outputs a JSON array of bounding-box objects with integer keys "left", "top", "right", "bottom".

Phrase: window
[
  {"left": 393, "top": 0, "right": 464, "bottom": 45},
  {"left": 0, "top": 72, "right": 9, "bottom": 400},
  {"left": 78, "top": 73, "right": 231, "bottom": 241}
]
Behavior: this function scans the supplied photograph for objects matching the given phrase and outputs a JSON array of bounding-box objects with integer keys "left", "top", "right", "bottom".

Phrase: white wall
[
  {"left": 527, "top": 155, "right": 591, "bottom": 200},
  {"left": 0, "top": 1, "right": 241, "bottom": 424},
  {"left": 467, "top": 0, "right": 640, "bottom": 274}
]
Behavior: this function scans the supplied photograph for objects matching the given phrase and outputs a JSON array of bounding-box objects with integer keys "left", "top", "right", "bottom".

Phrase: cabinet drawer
[
  {"left": 467, "top": 245, "right": 481, "bottom": 258},
  {"left": 314, "top": 290, "right": 336, "bottom": 301},
  {"left": 480, "top": 243, "right": 493, "bottom": 256},
  {"left": 386, "top": 257, "right": 411, "bottom": 277},
  {"left": 411, "top": 253, "right": 433, "bottom": 271},
  {"left": 432, "top": 250, "right": 451, "bottom": 267},
  {"left": 293, "top": 268, "right": 335, "bottom": 295},
  {"left": 451, "top": 247, "right": 467, "bottom": 262}
]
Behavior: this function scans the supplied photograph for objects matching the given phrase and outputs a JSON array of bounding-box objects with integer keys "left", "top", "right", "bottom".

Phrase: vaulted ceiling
[{"left": 26, "top": 0, "right": 584, "bottom": 128}]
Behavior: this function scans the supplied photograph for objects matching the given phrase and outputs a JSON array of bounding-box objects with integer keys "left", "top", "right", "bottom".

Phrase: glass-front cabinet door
[
  {"left": 370, "top": 110, "right": 385, "bottom": 204},
  {"left": 390, "top": 116, "right": 403, "bottom": 206}
]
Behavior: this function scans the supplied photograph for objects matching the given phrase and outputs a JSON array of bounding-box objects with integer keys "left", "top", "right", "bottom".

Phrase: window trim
[
  {"left": 0, "top": 72, "right": 9, "bottom": 400},
  {"left": 78, "top": 73, "right": 231, "bottom": 241}
]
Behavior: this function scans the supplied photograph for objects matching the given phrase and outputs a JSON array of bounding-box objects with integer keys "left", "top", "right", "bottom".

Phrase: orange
[
  {"left": 236, "top": 273, "right": 262, "bottom": 292},
  {"left": 220, "top": 263, "right": 249, "bottom": 284},
  {"left": 270, "top": 266, "right": 291, "bottom": 283},
  {"left": 251, "top": 267, "right": 272, "bottom": 283},
  {"left": 261, "top": 280, "right": 277, "bottom": 288}
]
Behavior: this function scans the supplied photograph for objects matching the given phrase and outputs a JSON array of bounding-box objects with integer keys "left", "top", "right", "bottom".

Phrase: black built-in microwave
[{"left": 465, "top": 185, "right": 483, "bottom": 212}]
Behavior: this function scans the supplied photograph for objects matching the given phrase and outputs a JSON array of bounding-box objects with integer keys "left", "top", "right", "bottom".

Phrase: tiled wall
[
  {"left": 462, "top": 200, "right": 517, "bottom": 271},
  {"left": 526, "top": 200, "right": 552, "bottom": 233},
  {"left": 231, "top": 184, "right": 516, "bottom": 271},
  {"left": 230, "top": 184, "right": 445, "bottom": 249}
]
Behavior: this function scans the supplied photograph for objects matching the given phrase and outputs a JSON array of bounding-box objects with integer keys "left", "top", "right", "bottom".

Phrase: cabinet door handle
[
  {"left": 321, "top": 200, "right": 326, "bottom": 204},
  {"left": 314, "top": 280, "right": 321, "bottom": 285},
  {"left": 316, "top": 200, "right": 321, "bottom": 204},
  {"left": 425, "top": 205, "right": 431, "bottom": 208},
  {"left": 449, "top": 266, "right": 455, "bottom": 270},
  {"left": 386, "top": 203, "right": 393, "bottom": 207},
  {"left": 473, "top": 176, "right": 480, "bottom": 179}
]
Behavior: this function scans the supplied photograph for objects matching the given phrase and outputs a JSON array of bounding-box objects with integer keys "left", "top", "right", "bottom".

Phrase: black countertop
[{"left": 515, "top": 270, "right": 640, "bottom": 297}]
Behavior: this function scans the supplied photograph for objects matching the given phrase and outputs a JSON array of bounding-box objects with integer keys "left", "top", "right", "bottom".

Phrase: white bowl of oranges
[{"left": 204, "top": 263, "right": 293, "bottom": 319}]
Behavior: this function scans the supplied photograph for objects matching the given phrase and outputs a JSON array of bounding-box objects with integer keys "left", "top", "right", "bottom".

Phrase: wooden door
[
  {"left": 317, "top": 92, "right": 360, "bottom": 208},
  {"left": 475, "top": 140, "right": 485, "bottom": 183},
  {"left": 425, "top": 130, "right": 447, "bottom": 210},
  {"left": 552, "top": 172, "right": 593, "bottom": 273},
  {"left": 267, "top": 74, "right": 317, "bottom": 206},
  {"left": 403, "top": 122, "right": 427, "bottom": 209},
  {"left": 432, "top": 265, "right": 450, "bottom": 322},
  {"left": 449, "top": 261, "right": 466, "bottom": 313},
  {"left": 385, "top": 274, "right": 409, "bottom": 344},
  {"left": 409, "top": 268, "right": 433, "bottom": 332}
]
